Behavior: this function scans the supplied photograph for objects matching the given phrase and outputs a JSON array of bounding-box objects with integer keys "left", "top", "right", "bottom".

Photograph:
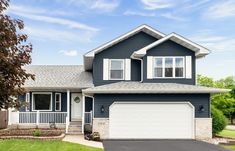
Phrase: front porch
[{"left": 8, "top": 90, "right": 93, "bottom": 134}]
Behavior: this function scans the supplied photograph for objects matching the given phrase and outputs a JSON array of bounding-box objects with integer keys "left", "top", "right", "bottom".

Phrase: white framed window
[
  {"left": 175, "top": 57, "right": 184, "bottom": 77},
  {"left": 109, "top": 59, "right": 125, "bottom": 80},
  {"left": 153, "top": 57, "right": 185, "bottom": 78},
  {"left": 55, "top": 93, "right": 61, "bottom": 111},
  {"left": 32, "top": 92, "right": 52, "bottom": 111},
  {"left": 153, "top": 58, "right": 163, "bottom": 78},
  {"left": 25, "top": 93, "right": 30, "bottom": 111}
]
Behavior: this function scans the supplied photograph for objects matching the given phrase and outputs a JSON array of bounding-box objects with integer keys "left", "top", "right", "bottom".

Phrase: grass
[
  {"left": 222, "top": 145, "right": 235, "bottom": 151},
  {"left": 0, "top": 139, "right": 103, "bottom": 151},
  {"left": 218, "top": 129, "right": 235, "bottom": 139}
]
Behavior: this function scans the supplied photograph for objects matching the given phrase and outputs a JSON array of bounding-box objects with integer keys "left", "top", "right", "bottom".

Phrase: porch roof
[
  {"left": 82, "top": 81, "right": 230, "bottom": 94},
  {"left": 23, "top": 65, "right": 93, "bottom": 90}
]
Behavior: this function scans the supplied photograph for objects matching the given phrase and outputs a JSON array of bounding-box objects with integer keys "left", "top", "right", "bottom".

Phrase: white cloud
[
  {"left": 189, "top": 31, "right": 235, "bottom": 52},
  {"left": 65, "top": 0, "right": 119, "bottom": 12},
  {"left": 203, "top": 0, "right": 235, "bottom": 19},
  {"left": 123, "top": 10, "right": 156, "bottom": 17},
  {"left": 140, "top": 0, "right": 175, "bottom": 10},
  {"left": 7, "top": 4, "right": 75, "bottom": 17},
  {"left": 24, "top": 26, "right": 95, "bottom": 43},
  {"left": 91, "top": 0, "right": 119, "bottom": 12},
  {"left": 59, "top": 50, "right": 78, "bottom": 57},
  {"left": 7, "top": 5, "right": 98, "bottom": 32},
  {"left": 184, "top": 0, "right": 210, "bottom": 9},
  {"left": 15, "top": 12, "right": 98, "bottom": 32},
  {"left": 160, "top": 13, "right": 186, "bottom": 21}
]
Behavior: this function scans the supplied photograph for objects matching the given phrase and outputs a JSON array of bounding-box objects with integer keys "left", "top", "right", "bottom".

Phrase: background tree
[
  {"left": 0, "top": 0, "right": 34, "bottom": 109},
  {"left": 197, "top": 75, "right": 235, "bottom": 124}
]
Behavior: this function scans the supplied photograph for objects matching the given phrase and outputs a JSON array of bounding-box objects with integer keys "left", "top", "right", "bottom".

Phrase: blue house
[{"left": 9, "top": 25, "right": 229, "bottom": 140}]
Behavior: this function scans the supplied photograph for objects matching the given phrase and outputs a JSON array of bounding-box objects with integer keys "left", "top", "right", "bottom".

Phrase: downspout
[{"left": 131, "top": 54, "right": 143, "bottom": 82}]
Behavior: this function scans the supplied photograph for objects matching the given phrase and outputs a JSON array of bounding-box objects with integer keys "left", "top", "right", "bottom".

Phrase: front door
[{"left": 71, "top": 93, "right": 82, "bottom": 121}]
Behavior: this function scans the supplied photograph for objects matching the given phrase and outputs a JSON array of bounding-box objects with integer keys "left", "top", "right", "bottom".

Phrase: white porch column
[
  {"left": 67, "top": 90, "right": 70, "bottom": 122},
  {"left": 82, "top": 94, "right": 85, "bottom": 134}
]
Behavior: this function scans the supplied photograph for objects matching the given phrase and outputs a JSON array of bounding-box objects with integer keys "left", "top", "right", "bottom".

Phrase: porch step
[
  {"left": 70, "top": 121, "right": 82, "bottom": 125},
  {"left": 67, "top": 131, "right": 83, "bottom": 135},
  {"left": 67, "top": 121, "right": 83, "bottom": 135}
]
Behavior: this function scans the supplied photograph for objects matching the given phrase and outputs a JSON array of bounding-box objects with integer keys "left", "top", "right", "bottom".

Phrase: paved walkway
[
  {"left": 226, "top": 125, "right": 235, "bottom": 130},
  {"left": 62, "top": 135, "right": 103, "bottom": 149}
]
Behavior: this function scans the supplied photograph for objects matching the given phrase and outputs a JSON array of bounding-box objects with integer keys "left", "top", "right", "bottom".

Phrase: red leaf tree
[{"left": 0, "top": 0, "right": 34, "bottom": 109}]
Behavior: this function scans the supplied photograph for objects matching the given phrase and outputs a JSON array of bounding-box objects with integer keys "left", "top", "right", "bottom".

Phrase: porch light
[
  {"left": 100, "top": 105, "right": 105, "bottom": 113},
  {"left": 198, "top": 105, "right": 205, "bottom": 112}
]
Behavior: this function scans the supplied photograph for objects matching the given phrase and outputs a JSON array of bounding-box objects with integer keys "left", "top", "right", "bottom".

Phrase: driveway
[{"left": 103, "top": 140, "right": 230, "bottom": 151}]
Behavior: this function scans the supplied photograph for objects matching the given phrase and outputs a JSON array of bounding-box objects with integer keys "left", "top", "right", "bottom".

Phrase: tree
[
  {"left": 0, "top": 0, "right": 34, "bottom": 109},
  {"left": 211, "top": 105, "right": 227, "bottom": 135},
  {"left": 197, "top": 75, "right": 235, "bottom": 124}
]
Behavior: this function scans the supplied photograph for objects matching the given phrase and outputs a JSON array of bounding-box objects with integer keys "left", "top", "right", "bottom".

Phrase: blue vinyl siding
[
  {"left": 19, "top": 92, "right": 67, "bottom": 112},
  {"left": 93, "top": 31, "right": 158, "bottom": 86},
  {"left": 143, "top": 40, "right": 196, "bottom": 85},
  {"left": 93, "top": 94, "right": 210, "bottom": 118}
]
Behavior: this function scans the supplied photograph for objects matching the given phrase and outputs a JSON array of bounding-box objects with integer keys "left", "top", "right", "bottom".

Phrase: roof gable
[
  {"left": 84, "top": 24, "right": 166, "bottom": 70},
  {"left": 132, "top": 33, "right": 210, "bottom": 58}
]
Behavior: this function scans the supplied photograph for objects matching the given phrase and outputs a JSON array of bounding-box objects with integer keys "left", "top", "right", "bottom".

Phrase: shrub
[
  {"left": 211, "top": 105, "right": 227, "bottom": 135},
  {"left": 92, "top": 132, "right": 100, "bottom": 141},
  {"left": 32, "top": 129, "right": 41, "bottom": 137}
]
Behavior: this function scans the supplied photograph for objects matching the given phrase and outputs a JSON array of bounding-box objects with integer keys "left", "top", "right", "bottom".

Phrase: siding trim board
[{"left": 93, "top": 93, "right": 210, "bottom": 118}]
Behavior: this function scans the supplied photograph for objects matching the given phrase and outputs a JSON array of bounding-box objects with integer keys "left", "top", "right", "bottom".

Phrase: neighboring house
[{"left": 8, "top": 25, "right": 229, "bottom": 140}]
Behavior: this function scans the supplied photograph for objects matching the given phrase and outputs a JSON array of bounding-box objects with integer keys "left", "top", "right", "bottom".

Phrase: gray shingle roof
[
  {"left": 83, "top": 81, "right": 230, "bottom": 94},
  {"left": 23, "top": 65, "right": 93, "bottom": 89}
]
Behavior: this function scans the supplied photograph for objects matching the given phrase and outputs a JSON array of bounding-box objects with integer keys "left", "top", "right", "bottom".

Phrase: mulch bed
[{"left": 0, "top": 128, "right": 64, "bottom": 137}]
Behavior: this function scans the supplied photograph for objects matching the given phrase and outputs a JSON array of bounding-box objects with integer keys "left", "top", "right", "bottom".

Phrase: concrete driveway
[{"left": 103, "top": 140, "right": 230, "bottom": 151}]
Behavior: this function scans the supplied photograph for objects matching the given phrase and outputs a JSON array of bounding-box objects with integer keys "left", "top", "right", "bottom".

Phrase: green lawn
[
  {"left": 218, "top": 129, "right": 235, "bottom": 138},
  {"left": 0, "top": 140, "right": 103, "bottom": 151},
  {"left": 222, "top": 145, "right": 235, "bottom": 151}
]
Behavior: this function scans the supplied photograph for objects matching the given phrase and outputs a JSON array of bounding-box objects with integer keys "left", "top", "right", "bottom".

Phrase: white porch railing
[
  {"left": 16, "top": 111, "right": 67, "bottom": 124},
  {"left": 84, "top": 111, "right": 93, "bottom": 125}
]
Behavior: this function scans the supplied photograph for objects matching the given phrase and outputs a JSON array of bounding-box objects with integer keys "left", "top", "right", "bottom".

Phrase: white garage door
[{"left": 109, "top": 102, "right": 194, "bottom": 139}]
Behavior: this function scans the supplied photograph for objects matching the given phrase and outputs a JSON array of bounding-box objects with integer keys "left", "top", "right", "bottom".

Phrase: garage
[{"left": 109, "top": 102, "right": 195, "bottom": 139}]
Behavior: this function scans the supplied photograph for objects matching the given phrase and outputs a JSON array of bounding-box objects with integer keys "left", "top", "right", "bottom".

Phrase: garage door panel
[{"left": 109, "top": 102, "right": 194, "bottom": 139}]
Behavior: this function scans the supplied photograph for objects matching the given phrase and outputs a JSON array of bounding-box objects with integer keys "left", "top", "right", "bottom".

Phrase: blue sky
[{"left": 6, "top": 0, "right": 235, "bottom": 79}]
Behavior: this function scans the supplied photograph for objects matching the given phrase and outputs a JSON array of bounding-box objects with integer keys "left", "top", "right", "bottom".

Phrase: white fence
[
  {"left": 9, "top": 110, "right": 67, "bottom": 125},
  {"left": 84, "top": 111, "right": 92, "bottom": 124}
]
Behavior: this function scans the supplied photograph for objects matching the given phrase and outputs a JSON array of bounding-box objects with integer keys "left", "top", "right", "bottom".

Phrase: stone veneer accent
[
  {"left": 195, "top": 118, "right": 212, "bottom": 140},
  {"left": 93, "top": 118, "right": 212, "bottom": 140},
  {"left": 93, "top": 118, "right": 109, "bottom": 139}
]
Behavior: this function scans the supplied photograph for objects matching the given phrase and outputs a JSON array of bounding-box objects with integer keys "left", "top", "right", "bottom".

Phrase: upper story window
[
  {"left": 109, "top": 59, "right": 124, "bottom": 80},
  {"left": 175, "top": 58, "right": 184, "bottom": 77},
  {"left": 153, "top": 57, "right": 185, "bottom": 78}
]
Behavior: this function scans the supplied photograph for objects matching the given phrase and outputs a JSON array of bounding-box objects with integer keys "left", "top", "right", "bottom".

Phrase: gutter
[{"left": 131, "top": 54, "right": 143, "bottom": 82}]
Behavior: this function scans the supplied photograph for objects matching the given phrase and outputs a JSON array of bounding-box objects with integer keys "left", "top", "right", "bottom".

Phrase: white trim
[
  {"left": 152, "top": 56, "right": 185, "bottom": 79},
  {"left": 109, "top": 101, "right": 195, "bottom": 139},
  {"left": 82, "top": 94, "right": 85, "bottom": 134},
  {"left": 186, "top": 56, "right": 192, "bottom": 79},
  {"left": 83, "top": 94, "right": 95, "bottom": 120},
  {"left": 67, "top": 90, "right": 70, "bottom": 122},
  {"left": 125, "top": 59, "right": 131, "bottom": 80},
  {"left": 31, "top": 92, "right": 53, "bottom": 112},
  {"left": 109, "top": 59, "right": 125, "bottom": 80},
  {"left": 103, "top": 59, "right": 109, "bottom": 80},
  {"left": 55, "top": 93, "right": 61, "bottom": 111},
  {"left": 147, "top": 56, "right": 153, "bottom": 79},
  {"left": 131, "top": 55, "right": 143, "bottom": 82},
  {"left": 85, "top": 25, "right": 165, "bottom": 57},
  {"left": 25, "top": 93, "right": 30, "bottom": 111},
  {"left": 133, "top": 33, "right": 210, "bottom": 58},
  {"left": 84, "top": 25, "right": 166, "bottom": 70}
]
